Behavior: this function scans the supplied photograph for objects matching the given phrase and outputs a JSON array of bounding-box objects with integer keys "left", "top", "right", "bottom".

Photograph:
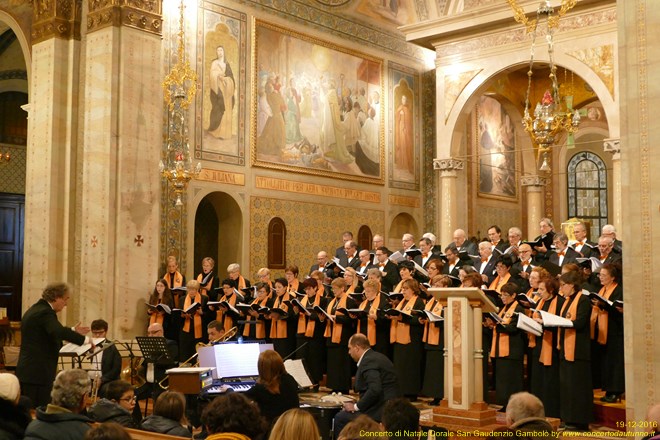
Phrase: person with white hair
[
  {"left": 601, "top": 224, "right": 623, "bottom": 253},
  {"left": 505, "top": 392, "right": 554, "bottom": 439},
  {"left": 24, "top": 369, "right": 93, "bottom": 440},
  {"left": 0, "top": 373, "right": 32, "bottom": 439}
]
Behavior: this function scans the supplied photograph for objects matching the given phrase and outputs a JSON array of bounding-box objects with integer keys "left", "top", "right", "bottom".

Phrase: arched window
[
  {"left": 567, "top": 152, "right": 608, "bottom": 239},
  {"left": 267, "top": 217, "right": 286, "bottom": 269},
  {"left": 357, "top": 225, "right": 373, "bottom": 251}
]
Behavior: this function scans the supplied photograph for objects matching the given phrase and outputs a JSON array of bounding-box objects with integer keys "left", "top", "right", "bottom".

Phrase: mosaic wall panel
[
  {"left": 421, "top": 69, "right": 436, "bottom": 232},
  {"left": 0, "top": 145, "right": 26, "bottom": 194},
  {"left": 473, "top": 205, "right": 519, "bottom": 241},
  {"left": 249, "top": 196, "right": 384, "bottom": 278}
]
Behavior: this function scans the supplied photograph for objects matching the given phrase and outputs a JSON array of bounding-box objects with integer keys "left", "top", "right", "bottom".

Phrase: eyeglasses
[{"left": 119, "top": 396, "right": 136, "bottom": 403}]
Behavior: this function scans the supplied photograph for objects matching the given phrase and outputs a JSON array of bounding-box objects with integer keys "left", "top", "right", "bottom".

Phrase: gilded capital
[
  {"left": 87, "top": 0, "right": 162, "bottom": 35},
  {"left": 603, "top": 138, "right": 620, "bottom": 159},
  {"left": 520, "top": 175, "right": 548, "bottom": 187},
  {"left": 433, "top": 158, "right": 465, "bottom": 172},
  {"left": 32, "top": 0, "right": 82, "bottom": 43}
]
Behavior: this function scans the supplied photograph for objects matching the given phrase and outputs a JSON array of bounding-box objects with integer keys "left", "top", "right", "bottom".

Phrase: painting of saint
[
  {"left": 252, "top": 21, "right": 384, "bottom": 183},
  {"left": 477, "top": 96, "right": 517, "bottom": 199},
  {"left": 207, "top": 46, "right": 235, "bottom": 140},
  {"left": 197, "top": 6, "right": 245, "bottom": 164},
  {"left": 389, "top": 68, "right": 418, "bottom": 189}
]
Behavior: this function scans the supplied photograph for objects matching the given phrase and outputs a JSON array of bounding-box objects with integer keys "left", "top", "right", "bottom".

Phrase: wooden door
[{"left": 0, "top": 193, "right": 24, "bottom": 320}]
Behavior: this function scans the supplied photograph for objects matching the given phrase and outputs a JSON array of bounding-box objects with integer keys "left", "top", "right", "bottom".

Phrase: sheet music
[
  {"left": 202, "top": 343, "right": 261, "bottom": 378},
  {"left": 284, "top": 359, "right": 313, "bottom": 388},
  {"left": 537, "top": 309, "right": 574, "bottom": 328},
  {"left": 60, "top": 338, "right": 105, "bottom": 356},
  {"left": 516, "top": 313, "right": 543, "bottom": 337}
]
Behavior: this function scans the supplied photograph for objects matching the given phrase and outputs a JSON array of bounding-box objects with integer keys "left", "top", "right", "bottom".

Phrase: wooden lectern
[
  {"left": 428, "top": 287, "right": 499, "bottom": 428},
  {"left": 165, "top": 367, "right": 214, "bottom": 394}
]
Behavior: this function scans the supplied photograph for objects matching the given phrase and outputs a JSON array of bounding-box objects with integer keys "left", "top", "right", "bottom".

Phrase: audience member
[
  {"left": 268, "top": 408, "right": 319, "bottom": 440},
  {"left": 336, "top": 414, "right": 384, "bottom": 440},
  {"left": 244, "top": 349, "right": 299, "bottom": 426},
  {"left": 505, "top": 392, "right": 554, "bottom": 440},
  {"left": 141, "top": 391, "right": 191, "bottom": 437},
  {"left": 0, "top": 373, "right": 32, "bottom": 440},
  {"left": 24, "top": 369, "right": 93, "bottom": 440},
  {"left": 83, "top": 422, "right": 131, "bottom": 440},
  {"left": 381, "top": 398, "right": 421, "bottom": 440},
  {"left": 201, "top": 393, "right": 267, "bottom": 440},
  {"left": 87, "top": 380, "right": 139, "bottom": 428}
]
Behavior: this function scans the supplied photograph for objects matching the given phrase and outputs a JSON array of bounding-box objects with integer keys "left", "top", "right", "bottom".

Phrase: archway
[
  {"left": 193, "top": 192, "right": 243, "bottom": 278},
  {"left": 388, "top": 213, "right": 419, "bottom": 250}
]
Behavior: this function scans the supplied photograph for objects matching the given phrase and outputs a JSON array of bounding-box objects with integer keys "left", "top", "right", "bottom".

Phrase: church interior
[{"left": 0, "top": 0, "right": 658, "bottom": 436}]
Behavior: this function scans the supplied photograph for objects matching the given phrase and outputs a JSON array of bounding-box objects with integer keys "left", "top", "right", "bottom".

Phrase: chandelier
[
  {"left": 159, "top": 0, "right": 201, "bottom": 206},
  {"left": 508, "top": 0, "right": 581, "bottom": 172},
  {"left": 0, "top": 150, "right": 9, "bottom": 163}
]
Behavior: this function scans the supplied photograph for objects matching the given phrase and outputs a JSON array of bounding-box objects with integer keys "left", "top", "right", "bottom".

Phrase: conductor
[{"left": 16, "top": 282, "right": 92, "bottom": 408}]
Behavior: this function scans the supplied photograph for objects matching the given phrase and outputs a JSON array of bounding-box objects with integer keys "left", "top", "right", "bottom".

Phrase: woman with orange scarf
[
  {"left": 490, "top": 282, "right": 524, "bottom": 409},
  {"left": 284, "top": 265, "right": 306, "bottom": 296},
  {"left": 353, "top": 279, "right": 389, "bottom": 357},
  {"left": 530, "top": 276, "right": 564, "bottom": 418},
  {"left": 293, "top": 278, "right": 328, "bottom": 390},
  {"left": 388, "top": 278, "right": 425, "bottom": 400},
  {"left": 421, "top": 275, "right": 449, "bottom": 406},
  {"left": 557, "top": 270, "right": 592, "bottom": 431},
  {"left": 592, "top": 263, "right": 624, "bottom": 403},
  {"left": 319, "top": 277, "right": 357, "bottom": 394},
  {"left": 178, "top": 280, "right": 208, "bottom": 362},
  {"left": 268, "top": 278, "right": 297, "bottom": 359},
  {"left": 242, "top": 282, "right": 274, "bottom": 341},
  {"left": 147, "top": 279, "right": 174, "bottom": 335}
]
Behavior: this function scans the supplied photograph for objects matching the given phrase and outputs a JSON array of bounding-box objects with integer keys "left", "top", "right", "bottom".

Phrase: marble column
[
  {"left": 520, "top": 175, "right": 548, "bottom": 238},
  {"left": 603, "top": 138, "right": 621, "bottom": 232},
  {"left": 618, "top": 0, "right": 660, "bottom": 423},
  {"left": 434, "top": 158, "right": 464, "bottom": 249},
  {"left": 77, "top": 0, "right": 163, "bottom": 337},
  {"left": 22, "top": 0, "right": 82, "bottom": 312}
]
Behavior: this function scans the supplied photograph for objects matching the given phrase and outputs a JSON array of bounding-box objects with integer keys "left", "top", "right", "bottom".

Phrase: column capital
[
  {"left": 87, "top": 0, "right": 162, "bottom": 36},
  {"left": 603, "top": 138, "right": 620, "bottom": 160},
  {"left": 433, "top": 157, "right": 464, "bottom": 174},
  {"left": 520, "top": 175, "right": 548, "bottom": 189},
  {"left": 32, "top": 0, "right": 82, "bottom": 43}
]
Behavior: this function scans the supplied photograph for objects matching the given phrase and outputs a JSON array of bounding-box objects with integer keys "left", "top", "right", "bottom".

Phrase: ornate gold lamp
[
  {"left": 508, "top": 0, "right": 581, "bottom": 172},
  {"left": 159, "top": 0, "right": 200, "bottom": 206},
  {"left": 0, "top": 151, "right": 9, "bottom": 163}
]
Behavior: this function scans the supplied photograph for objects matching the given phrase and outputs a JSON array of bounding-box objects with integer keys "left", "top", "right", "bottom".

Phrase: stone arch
[
  {"left": 0, "top": 11, "right": 31, "bottom": 89},
  {"left": 192, "top": 191, "right": 244, "bottom": 278},
  {"left": 388, "top": 212, "right": 419, "bottom": 249}
]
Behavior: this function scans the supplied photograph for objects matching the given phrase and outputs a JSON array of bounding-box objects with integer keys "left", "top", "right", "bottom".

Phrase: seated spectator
[
  {"left": 381, "top": 398, "right": 421, "bottom": 440},
  {"left": 336, "top": 414, "right": 384, "bottom": 440},
  {"left": 244, "top": 349, "right": 299, "bottom": 426},
  {"left": 24, "top": 369, "right": 93, "bottom": 440},
  {"left": 141, "top": 391, "right": 191, "bottom": 437},
  {"left": 505, "top": 392, "right": 554, "bottom": 440},
  {"left": 268, "top": 408, "right": 319, "bottom": 440},
  {"left": 0, "top": 373, "right": 32, "bottom": 440},
  {"left": 83, "top": 422, "right": 131, "bottom": 440},
  {"left": 87, "top": 380, "right": 139, "bottom": 428},
  {"left": 201, "top": 393, "right": 267, "bottom": 440}
]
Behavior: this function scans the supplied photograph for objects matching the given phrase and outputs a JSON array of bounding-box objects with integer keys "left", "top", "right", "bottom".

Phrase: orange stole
[
  {"left": 530, "top": 296, "right": 559, "bottom": 366},
  {"left": 557, "top": 293, "right": 582, "bottom": 362},
  {"left": 243, "top": 295, "right": 270, "bottom": 338},
  {"left": 270, "top": 292, "right": 291, "bottom": 339},
  {"left": 297, "top": 294, "right": 322, "bottom": 337},
  {"left": 237, "top": 276, "right": 247, "bottom": 290},
  {"left": 196, "top": 273, "right": 214, "bottom": 295},
  {"left": 288, "top": 279, "right": 300, "bottom": 295},
  {"left": 358, "top": 295, "right": 382, "bottom": 346},
  {"left": 149, "top": 298, "right": 164, "bottom": 326},
  {"left": 182, "top": 293, "right": 203, "bottom": 338},
  {"left": 488, "top": 273, "right": 511, "bottom": 293},
  {"left": 490, "top": 300, "right": 519, "bottom": 358},
  {"left": 164, "top": 271, "right": 184, "bottom": 307},
  {"left": 390, "top": 295, "right": 418, "bottom": 345},
  {"left": 324, "top": 295, "right": 348, "bottom": 344},
  {"left": 393, "top": 280, "right": 404, "bottom": 293},
  {"left": 422, "top": 298, "right": 443, "bottom": 345},
  {"left": 590, "top": 283, "right": 618, "bottom": 344},
  {"left": 217, "top": 293, "right": 238, "bottom": 333}
]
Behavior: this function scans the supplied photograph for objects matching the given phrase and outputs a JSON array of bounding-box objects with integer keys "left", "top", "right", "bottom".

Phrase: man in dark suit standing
[
  {"left": 548, "top": 233, "right": 580, "bottom": 267},
  {"left": 16, "top": 282, "right": 92, "bottom": 408},
  {"left": 339, "top": 241, "right": 361, "bottom": 270},
  {"left": 476, "top": 241, "right": 500, "bottom": 286},
  {"left": 309, "top": 250, "right": 334, "bottom": 279},
  {"left": 374, "top": 247, "right": 400, "bottom": 293},
  {"left": 413, "top": 237, "right": 441, "bottom": 269},
  {"left": 571, "top": 222, "right": 597, "bottom": 258},
  {"left": 334, "top": 333, "right": 401, "bottom": 436},
  {"left": 451, "top": 228, "right": 478, "bottom": 257}
]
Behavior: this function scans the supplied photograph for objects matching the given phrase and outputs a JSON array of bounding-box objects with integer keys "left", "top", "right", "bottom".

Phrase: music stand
[{"left": 135, "top": 336, "right": 172, "bottom": 364}]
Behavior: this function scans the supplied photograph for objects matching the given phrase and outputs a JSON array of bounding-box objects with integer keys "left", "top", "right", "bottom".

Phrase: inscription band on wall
[
  {"left": 198, "top": 168, "right": 246, "bottom": 185},
  {"left": 255, "top": 176, "right": 381, "bottom": 203},
  {"left": 388, "top": 194, "right": 420, "bottom": 208}
]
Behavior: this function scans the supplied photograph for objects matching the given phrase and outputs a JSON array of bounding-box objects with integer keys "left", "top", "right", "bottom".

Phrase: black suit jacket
[
  {"left": 548, "top": 247, "right": 580, "bottom": 267},
  {"left": 511, "top": 261, "right": 533, "bottom": 293},
  {"left": 571, "top": 240, "right": 598, "bottom": 258},
  {"left": 309, "top": 264, "right": 334, "bottom": 279},
  {"left": 378, "top": 261, "right": 401, "bottom": 293},
  {"left": 354, "top": 349, "right": 401, "bottom": 421},
  {"left": 100, "top": 343, "right": 122, "bottom": 385},
  {"left": 413, "top": 251, "right": 443, "bottom": 269},
  {"left": 16, "top": 299, "right": 86, "bottom": 386},
  {"left": 441, "top": 262, "right": 461, "bottom": 286},
  {"left": 340, "top": 254, "right": 361, "bottom": 271},
  {"left": 476, "top": 255, "right": 499, "bottom": 285}
]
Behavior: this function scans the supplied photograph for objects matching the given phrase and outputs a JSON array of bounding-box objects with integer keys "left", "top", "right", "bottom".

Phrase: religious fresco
[
  {"left": 389, "top": 63, "right": 419, "bottom": 190},
  {"left": 251, "top": 20, "right": 384, "bottom": 184},
  {"left": 195, "top": 3, "right": 247, "bottom": 165},
  {"left": 476, "top": 95, "right": 518, "bottom": 200},
  {"left": 354, "top": 0, "right": 417, "bottom": 27}
]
